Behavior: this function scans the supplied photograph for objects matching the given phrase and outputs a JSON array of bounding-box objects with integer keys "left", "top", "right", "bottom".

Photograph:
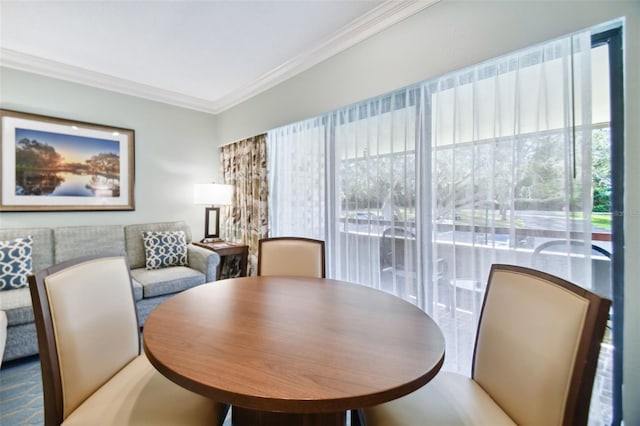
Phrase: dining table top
[{"left": 142, "top": 275, "right": 445, "bottom": 416}]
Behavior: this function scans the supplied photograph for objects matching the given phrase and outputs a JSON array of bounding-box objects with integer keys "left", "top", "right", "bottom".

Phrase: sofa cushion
[
  {"left": 0, "top": 228, "right": 53, "bottom": 273},
  {"left": 54, "top": 225, "right": 125, "bottom": 263},
  {"left": 0, "top": 236, "right": 32, "bottom": 291},
  {"left": 125, "top": 222, "right": 193, "bottom": 270},
  {"left": 143, "top": 231, "right": 188, "bottom": 270},
  {"left": 0, "top": 288, "right": 34, "bottom": 326},
  {"left": 130, "top": 267, "right": 204, "bottom": 298}
]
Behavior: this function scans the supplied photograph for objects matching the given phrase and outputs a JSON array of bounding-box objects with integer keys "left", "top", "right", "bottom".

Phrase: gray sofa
[{"left": 0, "top": 220, "right": 220, "bottom": 362}]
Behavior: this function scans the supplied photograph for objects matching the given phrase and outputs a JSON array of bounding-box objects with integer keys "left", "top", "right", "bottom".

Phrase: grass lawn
[
  {"left": 345, "top": 208, "right": 612, "bottom": 232},
  {"left": 591, "top": 213, "right": 612, "bottom": 231}
]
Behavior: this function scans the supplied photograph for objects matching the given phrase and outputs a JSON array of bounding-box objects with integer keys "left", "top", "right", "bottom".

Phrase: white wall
[
  {"left": 217, "top": 1, "right": 637, "bottom": 143},
  {"left": 216, "top": 1, "right": 640, "bottom": 423},
  {"left": 0, "top": 68, "right": 220, "bottom": 239}
]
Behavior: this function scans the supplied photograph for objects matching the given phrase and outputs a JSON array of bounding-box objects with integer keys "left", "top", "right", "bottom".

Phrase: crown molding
[
  {"left": 0, "top": 0, "right": 439, "bottom": 114},
  {"left": 0, "top": 48, "right": 219, "bottom": 113},
  {"left": 214, "top": 0, "right": 440, "bottom": 112}
]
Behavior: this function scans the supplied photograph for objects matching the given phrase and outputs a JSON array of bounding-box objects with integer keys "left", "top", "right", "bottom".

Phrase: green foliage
[
  {"left": 592, "top": 129, "right": 611, "bottom": 213},
  {"left": 593, "top": 187, "right": 611, "bottom": 212},
  {"left": 340, "top": 154, "right": 415, "bottom": 210},
  {"left": 86, "top": 152, "right": 120, "bottom": 176},
  {"left": 339, "top": 128, "right": 612, "bottom": 223},
  {"left": 15, "top": 138, "right": 62, "bottom": 169}
]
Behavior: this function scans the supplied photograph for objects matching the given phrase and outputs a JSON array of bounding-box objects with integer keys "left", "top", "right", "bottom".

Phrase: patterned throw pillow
[
  {"left": 0, "top": 236, "right": 33, "bottom": 291},
  {"left": 142, "top": 231, "right": 188, "bottom": 270}
]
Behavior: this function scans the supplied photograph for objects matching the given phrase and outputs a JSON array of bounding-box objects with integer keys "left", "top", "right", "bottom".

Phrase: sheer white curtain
[
  {"left": 268, "top": 30, "right": 609, "bottom": 425},
  {"left": 267, "top": 117, "right": 326, "bottom": 239},
  {"left": 328, "top": 89, "right": 424, "bottom": 300},
  {"left": 429, "top": 31, "right": 594, "bottom": 375},
  {"left": 268, "top": 92, "right": 422, "bottom": 286}
]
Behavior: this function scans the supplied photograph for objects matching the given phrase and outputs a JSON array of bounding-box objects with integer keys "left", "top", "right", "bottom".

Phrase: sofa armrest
[
  {"left": 1, "top": 310, "right": 7, "bottom": 366},
  {"left": 187, "top": 244, "right": 220, "bottom": 282}
]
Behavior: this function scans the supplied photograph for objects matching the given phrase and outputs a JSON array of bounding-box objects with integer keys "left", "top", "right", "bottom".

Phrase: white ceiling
[{"left": 0, "top": 1, "right": 436, "bottom": 114}]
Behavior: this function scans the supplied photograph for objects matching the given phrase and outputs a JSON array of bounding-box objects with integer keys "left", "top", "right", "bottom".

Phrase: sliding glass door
[
  {"left": 428, "top": 29, "right": 595, "bottom": 368},
  {"left": 267, "top": 24, "right": 623, "bottom": 426}
]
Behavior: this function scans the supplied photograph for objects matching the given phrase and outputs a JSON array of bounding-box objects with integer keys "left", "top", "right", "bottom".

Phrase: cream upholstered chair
[
  {"left": 28, "top": 254, "right": 229, "bottom": 426},
  {"left": 258, "top": 237, "right": 325, "bottom": 278},
  {"left": 359, "top": 264, "right": 611, "bottom": 426}
]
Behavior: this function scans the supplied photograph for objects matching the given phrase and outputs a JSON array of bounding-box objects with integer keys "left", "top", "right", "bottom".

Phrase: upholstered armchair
[
  {"left": 29, "top": 254, "right": 229, "bottom": 426},
  {"left": 358, "top": 264, "right": 611, "bottom": 426}
]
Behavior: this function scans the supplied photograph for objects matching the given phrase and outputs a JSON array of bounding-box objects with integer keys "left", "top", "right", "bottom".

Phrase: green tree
[
  {"left": 86, "top": 152, "right": 120, "bottom": 176},
  {"left": 592, "top": 129, "right": 611, "bottom": 212},
  {"left": 15, "top": 138, "right": 62, "bottom": 169}
]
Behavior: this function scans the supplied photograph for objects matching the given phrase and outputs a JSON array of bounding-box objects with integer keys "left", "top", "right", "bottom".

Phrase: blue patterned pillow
[
  {"left": 0, "top": 236, "right": 33, "bottom": 291},
  {"left": 142, "top": 231, "right": 188, "bottom": 270}
]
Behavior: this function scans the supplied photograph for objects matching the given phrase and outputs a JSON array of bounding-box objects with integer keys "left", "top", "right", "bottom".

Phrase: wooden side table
[{"left": 193, "top": 241, "right": 249, "bottom": 280}]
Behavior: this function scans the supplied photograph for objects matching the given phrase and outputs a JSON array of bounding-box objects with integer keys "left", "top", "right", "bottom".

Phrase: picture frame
[
  {"left": 0, "top": 109, "right": 135, "bottom": 211},
  {"left": 204, "top": 207, "right": 220, "bottom": 239}
]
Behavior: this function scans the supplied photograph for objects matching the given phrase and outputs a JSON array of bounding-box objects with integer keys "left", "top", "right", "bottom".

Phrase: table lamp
[{"left": 194, "top": 183, "right": 233, "bottom": 242}]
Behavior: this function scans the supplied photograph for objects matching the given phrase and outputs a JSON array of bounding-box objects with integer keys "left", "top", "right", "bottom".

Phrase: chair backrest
[
  {"left": 258, "top": 237, "right": 325, "bottom": 278},
  {"left": 472, "top": 264, "right": 611, "bottom": 426},
  {"left": 29, "top": 255, "right": 140, "bottom": 425}
]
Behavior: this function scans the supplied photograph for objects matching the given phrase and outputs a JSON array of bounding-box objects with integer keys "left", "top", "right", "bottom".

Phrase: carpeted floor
[{"left": 0, "top": 356, "right": 43, "bottom": 425}]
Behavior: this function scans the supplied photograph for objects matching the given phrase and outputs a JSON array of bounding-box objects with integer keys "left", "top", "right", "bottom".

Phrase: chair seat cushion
[
  {"left": 130, "top": 266, "right": 205, "bottom": 298},
  {"left": 362, "top": 372, "right": 517, "bottom": 426},
  {"left": 62, "top": 354, "right": 224, "bottom": 425}
]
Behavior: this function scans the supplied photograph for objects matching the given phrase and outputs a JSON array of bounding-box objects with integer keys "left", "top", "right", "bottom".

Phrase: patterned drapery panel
[{"left": 220, "top": 134, "right": 268, "bottom": 276}]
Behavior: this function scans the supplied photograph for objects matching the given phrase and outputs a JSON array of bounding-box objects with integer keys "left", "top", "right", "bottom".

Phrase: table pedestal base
[{"left": 232, "top": 406, "right": 346, "bottom": 426}]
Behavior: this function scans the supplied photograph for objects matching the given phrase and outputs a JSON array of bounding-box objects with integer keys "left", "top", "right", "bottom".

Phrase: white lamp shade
[{"left": 194, "top": 183, "right": 233, "bottom": 205}]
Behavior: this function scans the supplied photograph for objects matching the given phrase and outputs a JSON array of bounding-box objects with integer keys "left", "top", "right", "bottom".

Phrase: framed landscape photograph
[{"left": 0, "top": 109, "right": 135, "bottom": 211}]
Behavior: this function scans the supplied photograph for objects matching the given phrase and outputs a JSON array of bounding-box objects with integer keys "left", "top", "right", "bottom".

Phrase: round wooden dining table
[{"left": 143, "top": 276, "right": 445, "bottom": 426}]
